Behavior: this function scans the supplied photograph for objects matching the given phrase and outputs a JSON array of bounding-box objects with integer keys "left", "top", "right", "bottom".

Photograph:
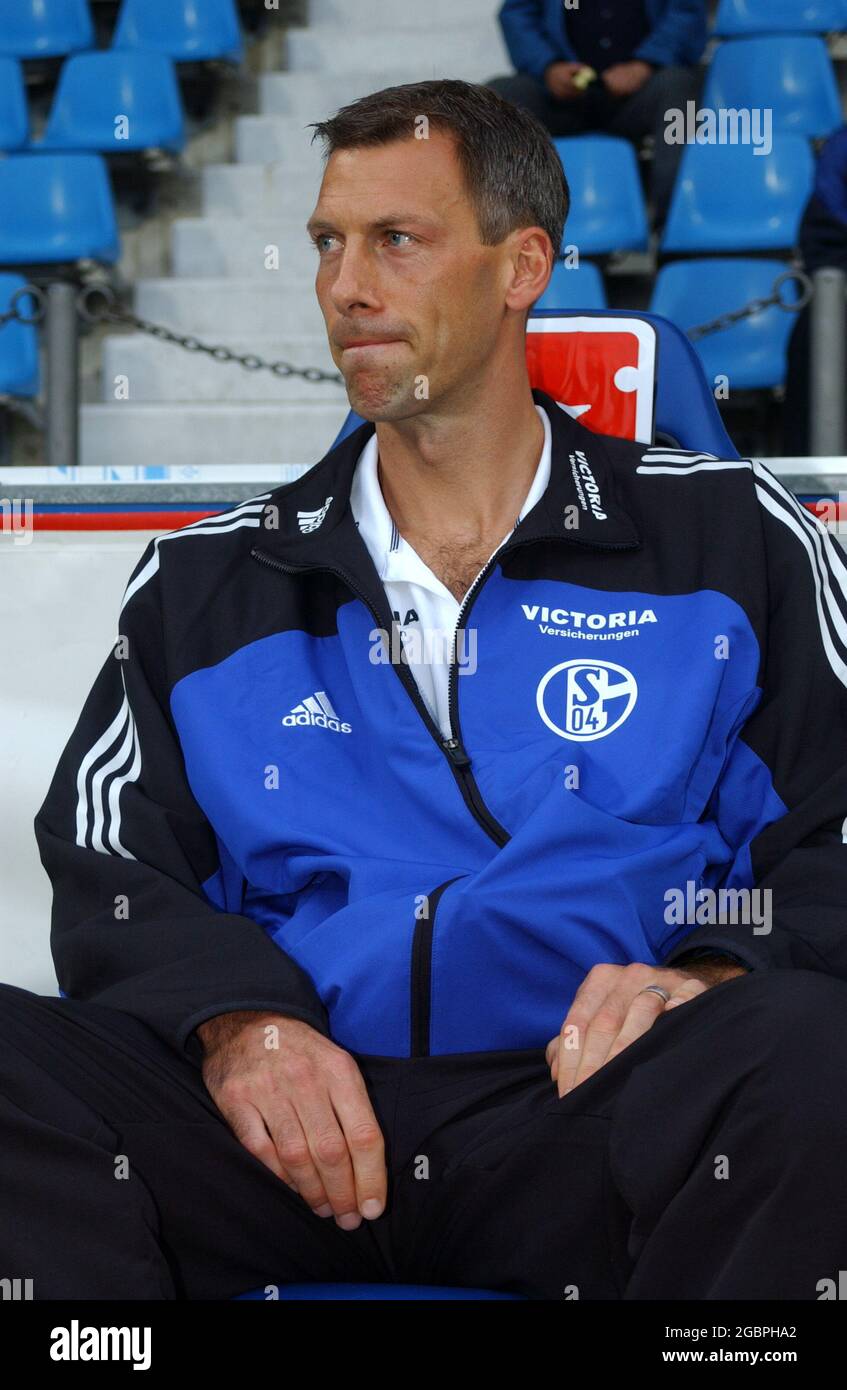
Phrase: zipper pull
[{"left": 442, "top": 736, "right": 472, "bottom": 769}]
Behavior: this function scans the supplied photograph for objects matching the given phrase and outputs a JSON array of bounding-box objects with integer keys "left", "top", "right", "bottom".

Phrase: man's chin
[{"left": 343, "top": 372, "right": 426, "bottom": 422}]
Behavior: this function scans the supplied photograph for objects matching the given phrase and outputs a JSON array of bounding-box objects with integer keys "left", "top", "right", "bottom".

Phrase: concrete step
[
  {"left": 233, "top": 115, "right": 325, "bottom": 167},
  {"left": 171, "top": 217, "right": 320, "bottom": 278},
  {"left": 284, "top": 26, "right": 508, "bottom": 76},
  {"left": 80, "top": 402, "right": 352, "bottom": 468},
  {"left": 135, "top": 279, "right": 328, "bottom": 335},
  {"left": 100, "top": 333, "right": 344, "bottom": 402},
  {"left": 203, "top": 162, "right": 322, "bottom": 218},
  {"left": 259, "top": 68, "right": 469, "bottom": 118},
  {"left": 308, "top": 0, "right": 500, "bottom": 25}
]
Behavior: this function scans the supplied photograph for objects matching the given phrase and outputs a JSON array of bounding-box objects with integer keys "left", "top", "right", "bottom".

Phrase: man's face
[{"left": 307, "top": 128, "right": 536, "bottom": 421}]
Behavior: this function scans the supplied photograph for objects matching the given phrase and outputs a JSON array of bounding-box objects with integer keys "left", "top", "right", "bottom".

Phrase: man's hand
[
  {"left": 545, "top": 958, "right": 748, "bottom": 1098},
  {"left": 544, "top": 61, "right": 590, "bottom": 101},
  {"left": 197, "top": 1011, "right": 387, "bottom": 1230},
  {"left": 601, "top": 59, "right": 654, "bottom": 99}
]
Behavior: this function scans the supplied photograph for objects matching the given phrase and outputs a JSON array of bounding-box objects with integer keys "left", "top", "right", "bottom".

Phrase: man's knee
[{"left": 646, "top": 63, "right": 700, "bottom": 107}]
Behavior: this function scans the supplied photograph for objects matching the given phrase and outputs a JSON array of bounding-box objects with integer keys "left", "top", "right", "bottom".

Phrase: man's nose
[{"left": 327, "top": 240, "right": 378, "bottom": 313}]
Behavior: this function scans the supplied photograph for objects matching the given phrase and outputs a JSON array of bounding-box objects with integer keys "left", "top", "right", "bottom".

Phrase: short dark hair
[{"left": 308, "top": 78, "right": 569, "bottom": 260}]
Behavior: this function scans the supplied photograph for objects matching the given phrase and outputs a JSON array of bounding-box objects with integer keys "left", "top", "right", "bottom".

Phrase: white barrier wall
[{"left": 0, "top": 531, "right": 161, "bottom": 993}]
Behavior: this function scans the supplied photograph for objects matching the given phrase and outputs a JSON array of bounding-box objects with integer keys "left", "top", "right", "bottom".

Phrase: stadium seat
[
  {"left": 111, "top": 0, "right": 244, "bottom": 63},
  {"left": 0, "top": 58, "right": 29, "bottom": 151},
  {"left": 650, "top": 258, "right": 800, "bottom": 390},
  {"left": 38, "top": 51, "right": 185, "bottom": 153},
  {"left": 0, "top": 273, "right": 39, "bottom": 396},
  {"left": 0, "top": 154, "right": 119, "bottom": 265},
  {"left": 553, "top": 136, "right": 650, "bottom": 254},
  {"left": 0, "top": 0, "right": 95, "bottom": 59},
  {"left": 702, "top": 36, "right": 842, "bottom": 140},
  {"left": 714, "top": 0, "right": 847, "bottom": 36},
  {"left": 535, "top": 259, "right": 607, "bottom": 311},
  {"left": 661, "top": 134, "right": 815, "bottom": 254}
]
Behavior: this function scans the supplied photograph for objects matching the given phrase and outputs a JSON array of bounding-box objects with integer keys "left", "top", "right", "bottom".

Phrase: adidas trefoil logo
[
  {"left": 297, "top": 496, "right": 333, "bottom": 534},
  {"left": 283, "top": 690, "right": 352, "bottom": 733}
]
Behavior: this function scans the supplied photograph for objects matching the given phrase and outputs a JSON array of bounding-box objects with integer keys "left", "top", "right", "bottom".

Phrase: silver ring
[{"left": 639, "top": 984, "right": 671, "bottom": 1003}]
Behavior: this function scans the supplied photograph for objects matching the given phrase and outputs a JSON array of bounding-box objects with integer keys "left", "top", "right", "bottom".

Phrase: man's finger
[
  {"left": 221, "top": 1098, "right": 306, "bottom": 1197},
  {"left": 662, "top": 977, "right": 709, "bottom": 1011},
  {"left": 329, "top": 1069, "right": 387, "bottom": 1220},
  {"left": 559, "top": 1007, "right": 624, "bottom": 1097},
  {"left": 601, "top": 986, "right": 672, "bottom": 1066},
  {"left": 264, "top": 1098, "right": 336, "bottom": 1217},
  {"left": 556, "top": 968, "right": 621, "bottom": 1097},
  {"left": 292, "top": 1087, "right": 363, "bottom": 1228}
]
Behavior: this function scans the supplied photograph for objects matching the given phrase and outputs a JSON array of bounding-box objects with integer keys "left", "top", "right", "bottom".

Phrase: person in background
[
  {"left": 784, "top": 125, "right": 847, "bottom": 457},
  {"left": 486, "top": 0, "right": 708, "bottom": 229}
]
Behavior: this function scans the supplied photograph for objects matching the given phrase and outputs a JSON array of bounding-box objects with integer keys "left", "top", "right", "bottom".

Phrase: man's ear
[{"left": 506, "top": 227, "right": 550, "bottom": 315}]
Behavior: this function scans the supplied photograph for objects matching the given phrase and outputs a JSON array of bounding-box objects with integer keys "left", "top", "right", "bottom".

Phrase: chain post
[
  {"left": 810, "top": 267, "right": 847, "bottom": 457},
  {"left": 45, "top": 282, "right": 81, "bottom": 469}
]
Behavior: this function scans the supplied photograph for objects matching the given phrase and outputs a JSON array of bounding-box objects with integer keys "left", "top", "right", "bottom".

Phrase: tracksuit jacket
[
  {"left": 34, "top": 389, "right": 847, "bottom": 1062},
  {"left": 498, "top": 0, "right": 708, "bottom": 82}
]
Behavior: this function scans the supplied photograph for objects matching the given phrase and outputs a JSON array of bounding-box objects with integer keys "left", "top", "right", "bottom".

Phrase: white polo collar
[{"left": 350, "top": 403, "right": 552, "bottom": 601}]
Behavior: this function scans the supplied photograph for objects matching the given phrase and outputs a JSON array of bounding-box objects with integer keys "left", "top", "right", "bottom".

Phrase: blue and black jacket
[{"left": 34, "top": 390, "right": 847, "bottom": 1062}]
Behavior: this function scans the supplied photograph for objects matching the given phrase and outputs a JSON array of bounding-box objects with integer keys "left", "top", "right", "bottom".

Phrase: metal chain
[
  {"left": 0, "top": 270, "right": 818, "bottom": 364},
  {"left": 686, "top": 269, "right": 814, "bottom": 340},
  {"left": 76, "top": 283, "right": 345, "bottom": 383},
  {"left": 0, "top": 284, "right": 47, "bottom": 329}
]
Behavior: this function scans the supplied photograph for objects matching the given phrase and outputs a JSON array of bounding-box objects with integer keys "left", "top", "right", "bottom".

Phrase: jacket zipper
[
  {"left": 252, "top": 530, "right": 636, "bottom": 1056},
  {"left": 410, "top": 874, "right": 466, "bottom": 1055},
  {"left": 250, "top": 545, "right": 510, "bottom": 845}
]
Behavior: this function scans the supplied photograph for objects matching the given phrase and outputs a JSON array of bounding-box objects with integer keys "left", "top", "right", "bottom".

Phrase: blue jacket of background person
[{"left": 498, "top": 0, "right": 709, "bottom": 81}]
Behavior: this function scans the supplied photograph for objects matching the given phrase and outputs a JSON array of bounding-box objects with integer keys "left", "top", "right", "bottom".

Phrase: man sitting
[
  {"left": 487, "top": 0, "right": 708, "bottom": 228},
  {"left": 4, "top": 79, "right": 847, "bottom": 1301}
]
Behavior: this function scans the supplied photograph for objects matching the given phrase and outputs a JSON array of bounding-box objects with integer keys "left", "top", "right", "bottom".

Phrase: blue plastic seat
[
  {"left": 703, "top": 36, "right": 842, "bottom": 139},
  {"left": 535, "top": 260, "right": 607, "bottom": 311},
  {"left": 661, "top": 134, "right": 815, "bottom": 253},
  {"left": 0, "top": 154, "right": 119, "bottom": 264},
  {"left": 714, "top": 0, "right": 847, "bottom": 36},
  {"left": 112, "top": 0, "right": 244, "bottom": 63},
  {"left": 234, "top": 1284, "right": 526, "bottom": 1300},
  {"left": 554, "top": 136, "right": 649, "bottom": 254},
  {"left": 38, "top": 51, "right": 185, "bottom": 153},
  {"left": 0, "top": 273, "right": 39, "bottom": 395},
  {"left": 650, "top": 258, "right": 800, "bottom": 390},
  {"left": 0, "top": 58, "right": 29, "bottom": 150},
  {"left": 0, "top": 0, "right": 94, "bottom": 59}
]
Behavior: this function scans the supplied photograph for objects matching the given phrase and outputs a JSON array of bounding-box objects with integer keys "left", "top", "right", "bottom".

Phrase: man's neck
[{"left": 374, "top": 386, "right": 545, "bottom": 553}]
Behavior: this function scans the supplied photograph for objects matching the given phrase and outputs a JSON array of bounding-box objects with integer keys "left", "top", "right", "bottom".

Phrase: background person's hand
[
  {"left": 197, "top": 1010, "right": 387, "bottom": 1230},
  {"left": 544, "top": 60, "right": 590, "bottom": 101},
  {"left": 545, "top": 958, "right": 748, "bottom": 1098},
  {"left": 601, "top": 60, "right": 654, "bottom": 99}
]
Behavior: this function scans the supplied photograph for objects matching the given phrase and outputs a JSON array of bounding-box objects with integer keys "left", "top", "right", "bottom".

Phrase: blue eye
[{"left": 387, "top": 231, "right": 414, "bottom": 247}]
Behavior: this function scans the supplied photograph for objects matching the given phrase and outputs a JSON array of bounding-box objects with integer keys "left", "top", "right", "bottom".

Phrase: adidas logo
[
  {"left": 297, "top": 496, "right": 333, "bottom": 534},
  {"left": 282, "top": 690, "right": 352, "bottom": 733}
]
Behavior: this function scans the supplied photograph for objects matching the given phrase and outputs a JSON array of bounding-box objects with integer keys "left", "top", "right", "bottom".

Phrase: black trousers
[
  {"left": 1, "top": 968, "right": 846, "bottom": 1301},
  {"left": 486, "top": 66, "right": 702, "bottom": 226}
]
